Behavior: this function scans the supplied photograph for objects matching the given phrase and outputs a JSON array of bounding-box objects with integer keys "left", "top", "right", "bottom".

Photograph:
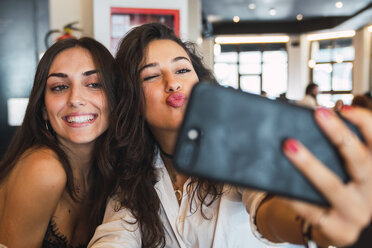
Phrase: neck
[
  {"left": 309, "top": 93, "right": 317, "bottom": 99},
  {"left": 58, "top": 140, "right": 94, "bottom": 183},
  {"left": 152, "top": 129, "right": 178, "bottom": 158},
  {"left": 152, "top": 128, "right": 188, "bottom": 190},
  {"left": 159, "top": 146, "right": 174, "bottom": 159}
]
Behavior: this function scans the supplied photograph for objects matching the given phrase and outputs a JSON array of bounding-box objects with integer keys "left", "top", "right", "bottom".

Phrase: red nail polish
[
  {"left": 316, "top": 108, "right": 330, "bottom": 119},
  {"left": 341, "top": 105, "right": 353, "bottom": 111},
  {"left": 284, "top": 139, "right": 299, "bottom": 153}
]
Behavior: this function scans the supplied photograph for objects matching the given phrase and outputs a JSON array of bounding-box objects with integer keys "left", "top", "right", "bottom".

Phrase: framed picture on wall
[{"left": 110, "top": 7, "right": 180, "bottom": 54}]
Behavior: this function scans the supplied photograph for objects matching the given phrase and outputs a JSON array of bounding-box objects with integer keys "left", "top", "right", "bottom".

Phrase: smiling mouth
[{"left": 63, "top": 114, "right": 97, "bottom": 124}]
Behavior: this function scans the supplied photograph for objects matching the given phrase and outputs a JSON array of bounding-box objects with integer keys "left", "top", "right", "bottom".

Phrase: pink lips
[{"left": 166, "top": 92, "right": 187, "bottom": 108}]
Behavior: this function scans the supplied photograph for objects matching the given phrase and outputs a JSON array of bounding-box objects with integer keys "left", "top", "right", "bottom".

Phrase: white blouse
[{"left": 88, "top": 154, "right": 300, "bottom": 248}]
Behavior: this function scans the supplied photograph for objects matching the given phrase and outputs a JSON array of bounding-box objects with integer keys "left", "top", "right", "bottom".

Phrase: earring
[{"left": 45, "top": 120, "right": 49, "bottom": 131}]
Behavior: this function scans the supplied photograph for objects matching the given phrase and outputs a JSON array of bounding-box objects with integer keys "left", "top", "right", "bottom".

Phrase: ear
[{"left": 42, "top": 107, "right": 48, "bottom": 120}]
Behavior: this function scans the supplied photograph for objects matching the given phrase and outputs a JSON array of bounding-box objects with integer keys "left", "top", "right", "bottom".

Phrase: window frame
[
  {"left": 214, "top": 43, "right": 289, "bottom": 96},
  {"left": 309, "top": 38, "right": 354, "bottom": 96}
]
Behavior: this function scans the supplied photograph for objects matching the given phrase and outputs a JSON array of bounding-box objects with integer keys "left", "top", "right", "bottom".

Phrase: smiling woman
[
  {"left": 0, "top": 38, "right": 119, "bottom": 248},
  {"left": 44, "top": 47, "right": 109, "bottom": 146}
]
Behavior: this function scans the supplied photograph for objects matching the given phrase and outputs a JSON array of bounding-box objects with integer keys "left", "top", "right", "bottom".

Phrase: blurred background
[{"left": 0, "top": 0, "right": 371, "bottom": 157}]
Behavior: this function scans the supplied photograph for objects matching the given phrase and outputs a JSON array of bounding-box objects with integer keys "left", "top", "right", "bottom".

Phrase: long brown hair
[
  {"left": 0, "top": 37, "right": 119, "bottom": 236},
  {"left": 114, "top": 22, "right": 223, "bottom": 247}
]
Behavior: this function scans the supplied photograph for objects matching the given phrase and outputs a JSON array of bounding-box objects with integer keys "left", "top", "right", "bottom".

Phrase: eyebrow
[
  {"left": 47, "top": 70, "right": 98, "bottom": 79},
  {"left": 83, "top": 70, "right": 98, "bottom": 76},
  {"left": 173, "top": 56, "right": 190, "bottom": 63},
  {"left": 138, "top": 56, "right": 191, "bottom": 73},
  {"left": 47, "top": 72, "right": 67, "bottom": 79}
]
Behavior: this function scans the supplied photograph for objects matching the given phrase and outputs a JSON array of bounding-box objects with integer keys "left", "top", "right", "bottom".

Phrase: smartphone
[{"left": 173, "top": 82, "right": 362, "bottom": 206}]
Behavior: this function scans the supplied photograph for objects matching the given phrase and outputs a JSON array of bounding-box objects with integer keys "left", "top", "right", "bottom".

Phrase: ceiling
[{"left": 201, "top": 0, "right": 372, "bottom": 36}]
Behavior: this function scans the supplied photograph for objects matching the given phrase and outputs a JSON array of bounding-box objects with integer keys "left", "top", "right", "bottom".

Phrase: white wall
[
  {"left": 200, "top": 38, "right": 215, "bottom": 71},
  {"left": 49, "top": 0, "right": 93, "bottom": 38},
  {"left": 353, "top": 26, "right": 371, "bottom": 95},
  {"left": 286, "top": 35, "right": 310, "bottom": 100},
  {"left": 187, "top": 0, "right": 202, "bottom": 43}
]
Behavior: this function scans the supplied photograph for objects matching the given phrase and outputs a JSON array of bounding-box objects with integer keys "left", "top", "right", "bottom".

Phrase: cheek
[
  {"left": 143, "top": 84, "right": 158, "bottom": 108},
  {"left": 44, "top": 94, "right": 62, "bottom": 119},
  {"left": 95, "top": 93, "right": 110, "bottom": 124},
  {"left": 99, "top": 93, "right": 109, "bottom": 111},
  {"left": 186, "top": 72, "right": 199, "bottom": 88},
  {"left": 188, "top": 79, "right": 198, "bottom": 91}
]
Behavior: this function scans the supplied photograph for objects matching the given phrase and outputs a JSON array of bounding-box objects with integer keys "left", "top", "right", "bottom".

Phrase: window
[
  {"left": 214, "top": 43, "right": 288, "bottom": 98},
  {"left": 309, "top": 38, "right": 354, "bottom": 107}
]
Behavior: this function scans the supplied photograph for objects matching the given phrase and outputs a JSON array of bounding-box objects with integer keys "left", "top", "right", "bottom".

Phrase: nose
[
  {"left": 165, "top": 75, "right": 182, "bottom": 92},
  {"left": 68, "top": 85, "right": 86, "bottom": 107}
]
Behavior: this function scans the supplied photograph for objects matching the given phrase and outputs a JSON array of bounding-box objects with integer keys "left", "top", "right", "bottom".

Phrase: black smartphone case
[{"left": 174, "top": 82, "right": 361, "bottom": 206}]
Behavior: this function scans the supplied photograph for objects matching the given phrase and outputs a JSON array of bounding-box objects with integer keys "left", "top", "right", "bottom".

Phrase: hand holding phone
[
  {"left": 174, "top": 82, "right": 363, "bottom": 206},
  {"left": 280, "top": 107, "right": 372, "bottom": 247}
]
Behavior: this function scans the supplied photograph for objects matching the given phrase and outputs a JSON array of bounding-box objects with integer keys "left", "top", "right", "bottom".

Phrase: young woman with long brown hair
[
  {"left": 89, "top": 23, "right": 372, "bottom": 248},
  {"left": 0, "top": 37, "right": 119, "bottom": 247}
]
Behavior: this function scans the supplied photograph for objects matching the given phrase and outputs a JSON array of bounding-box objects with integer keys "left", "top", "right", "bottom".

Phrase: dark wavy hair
[
  {"left": 114, "top": 22, "right": 222, "bottom": 247},
  {"left": 0, "top": 37, "right": 119, "bottom": 237}
]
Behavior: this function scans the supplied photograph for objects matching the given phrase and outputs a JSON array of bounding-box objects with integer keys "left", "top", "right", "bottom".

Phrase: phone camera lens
[{"left": 187, "top": 129, "right": 199, "bottom": 140}]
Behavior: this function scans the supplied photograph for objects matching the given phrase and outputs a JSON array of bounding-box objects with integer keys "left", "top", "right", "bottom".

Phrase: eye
[
  {"left": 50, "top": 84, "right": 68, "bottom": 92},
  {"left": 88, "top": 82, "right": 103, "bottom": 89},
  {"left": 143, "top": 75, "right": 159, "bottom": 81},
  {"left": 176, "top": 68, "right": 191, "bottom": 74}
]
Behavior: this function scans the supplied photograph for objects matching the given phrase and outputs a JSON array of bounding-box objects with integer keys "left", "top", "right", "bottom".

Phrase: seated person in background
[
  {"left": 277, "top": 92, "right": 292, "bottom": 103},
  {"left": 0, "top": 38, "right": 119, "bottom": 247},
  {"left": 297, "top": 82, "right": 319, "bottom": 108},
  {"left": 333, "top": 99, "right": 344, "bottom": 112}
]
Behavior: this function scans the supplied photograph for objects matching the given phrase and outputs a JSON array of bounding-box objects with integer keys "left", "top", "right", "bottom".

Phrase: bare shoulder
[
  {"left": 0, "top": 147, "right": 67, "bottom": 246},
  {"left": 5, "top": 147, "right": 67, "bottom": 200},
  {"left": 18, "top": 147, "right": 66, "bottom": 188}
]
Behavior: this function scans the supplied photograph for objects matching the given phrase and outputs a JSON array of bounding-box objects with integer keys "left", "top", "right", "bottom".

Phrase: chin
[{"left": 58, "top": 134, "right": 99, "bottom": 147}]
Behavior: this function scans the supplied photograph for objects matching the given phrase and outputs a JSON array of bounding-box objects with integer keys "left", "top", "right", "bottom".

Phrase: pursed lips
[{"left": 166, "top": 92, "right": 187, "bottom": 108}]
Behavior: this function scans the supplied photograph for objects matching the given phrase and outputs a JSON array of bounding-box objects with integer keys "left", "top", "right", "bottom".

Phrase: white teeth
[{"left": 66, "top": 115, "right": 95, "bottom": 123}]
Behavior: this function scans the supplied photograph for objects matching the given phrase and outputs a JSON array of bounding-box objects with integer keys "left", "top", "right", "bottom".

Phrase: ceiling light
[
  {"left": 296, "top": 14, "right": 303, "bottom": 21},
  {"left": 307, "top": 30, "right": 355, "bottom": 41},
  {"left": 368, "top": 25, "right": 372, "bottom": 32},
  {"left": 215, "top": 35, "right": 290, "bottom": 44},
  {"left": 308, "top": 60, "right": 316, "bottom": 69},
  {"left": 233, "top": 16, "right": 240, "bottom": 23},
  {"left": 269, "top": 8, "right": 277, "bottom": 16},
  {"left": 248, "top": 3, "right": 256, "bottom": 10},
  {"left": 335, "top": 1, "right": 343, "bottom": 8}
]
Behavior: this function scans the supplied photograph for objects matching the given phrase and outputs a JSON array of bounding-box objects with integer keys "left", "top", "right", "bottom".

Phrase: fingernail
[
  {"left": 284, "top": 139, "right": 299, "bottom": 153},
  {"left": 341, "top": 105, "right": 353, "bottom": 111},
  {"left": 316, "top": 108, "right": 330, "bottom": 119}
]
